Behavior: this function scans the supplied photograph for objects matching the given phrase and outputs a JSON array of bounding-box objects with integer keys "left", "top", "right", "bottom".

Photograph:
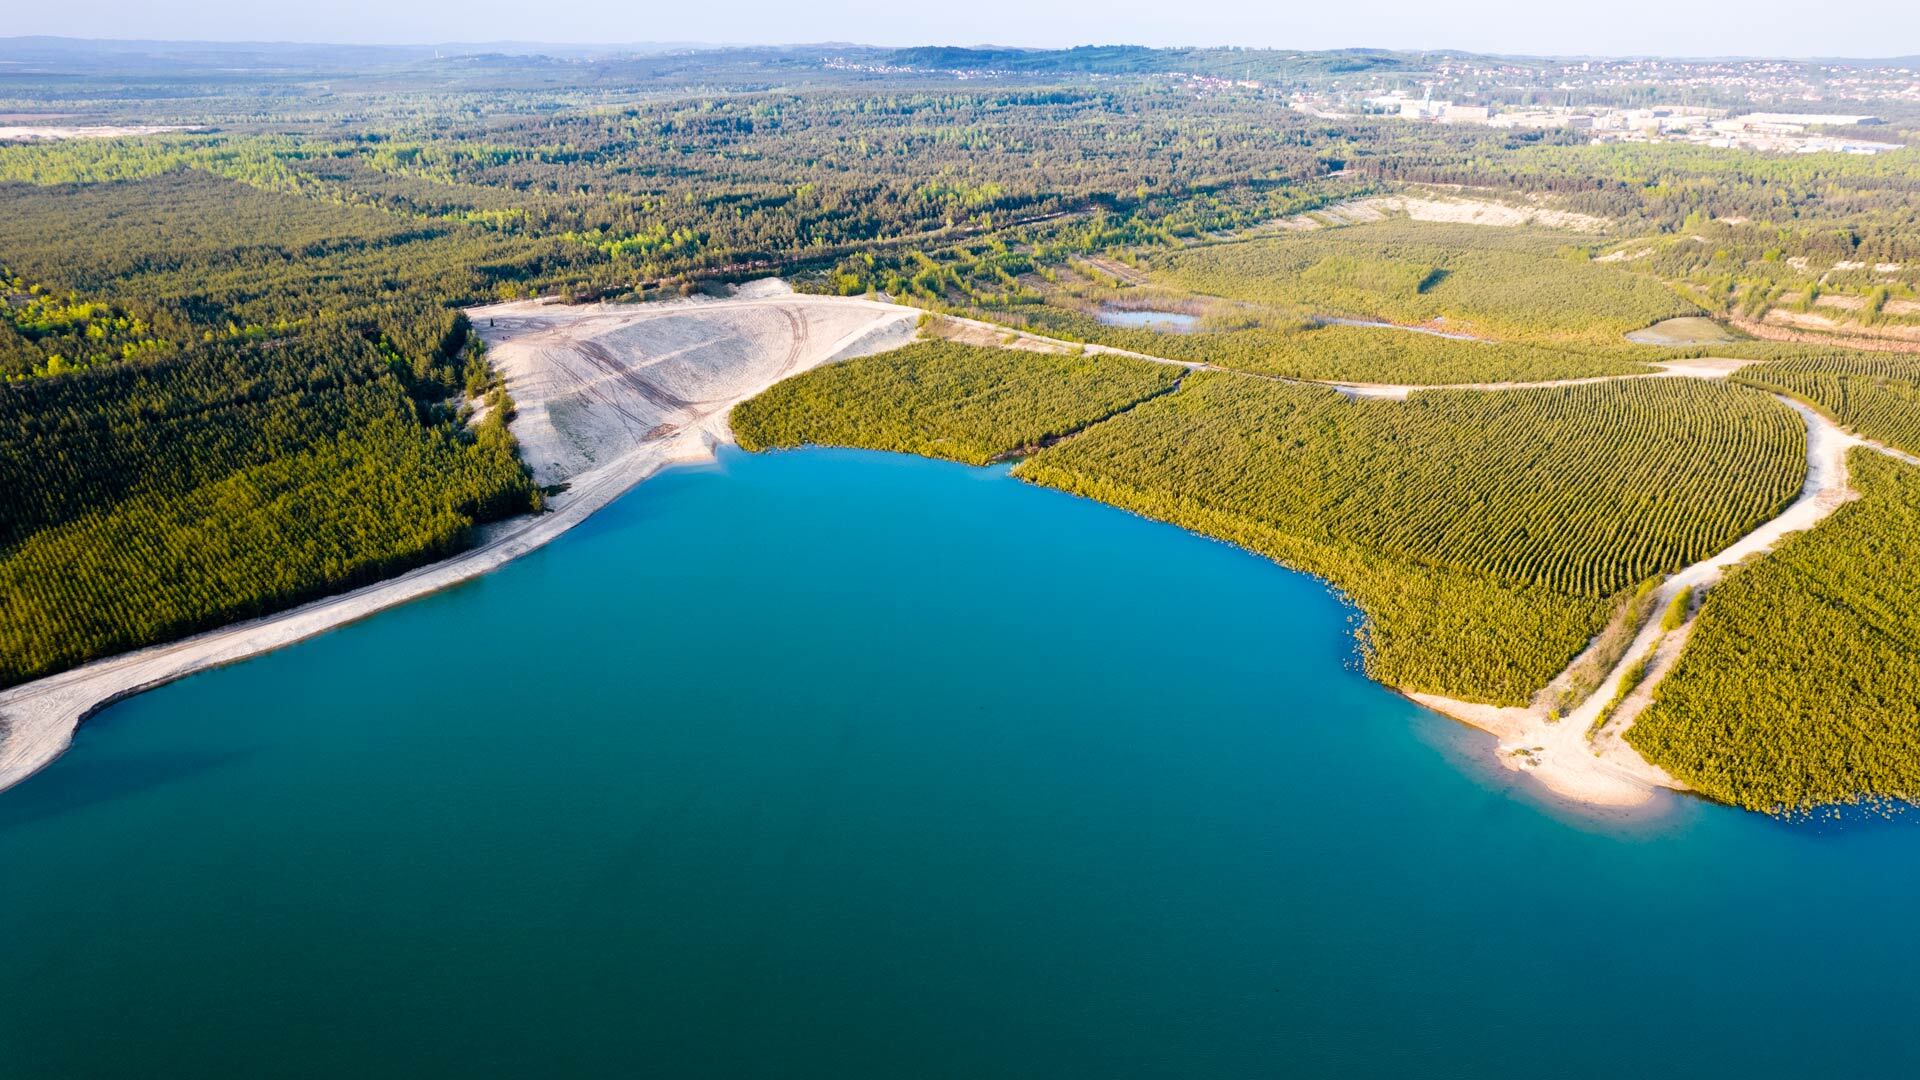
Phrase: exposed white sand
[
  {"left": 1265, "top": 193, "right": 1609, "bottom": 234},
  {"left": 0, "top": 289, "right": 920, "bottom": 794},
  {"left": 0, "top": 124, "right": 197, "bottom": 142},
  {"left": 476, "top": 288, "right": 917, "bottom": 488}
]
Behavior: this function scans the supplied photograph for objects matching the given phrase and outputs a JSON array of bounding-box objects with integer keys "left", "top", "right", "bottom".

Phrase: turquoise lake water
[{"left": 4, "top": 446, "right": 1919, "bottom": 1078}]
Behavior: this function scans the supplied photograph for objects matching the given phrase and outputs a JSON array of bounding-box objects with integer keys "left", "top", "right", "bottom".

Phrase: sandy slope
[{"left": 0, "top": 289, "right": 919, "bottom": 794}]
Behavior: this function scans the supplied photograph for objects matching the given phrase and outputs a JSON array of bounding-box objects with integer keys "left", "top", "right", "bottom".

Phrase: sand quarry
[{"left": 0, "top": 285, "right": 918, "bottom": 794}]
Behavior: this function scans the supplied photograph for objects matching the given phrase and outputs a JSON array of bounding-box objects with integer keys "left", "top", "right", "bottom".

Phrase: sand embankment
[{"left": 0, "top": 288, "right": 919, "bottom": 794}]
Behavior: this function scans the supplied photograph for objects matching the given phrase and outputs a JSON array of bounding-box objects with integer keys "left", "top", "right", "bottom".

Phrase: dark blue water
[{"left": 3, "top": 447, "right": 1917, "bottom": 1079}]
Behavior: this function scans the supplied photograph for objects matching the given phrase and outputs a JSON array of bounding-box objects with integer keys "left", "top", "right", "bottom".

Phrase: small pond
[{"left": 1094, "top": 307, "right": 1201, "bottom": 332}]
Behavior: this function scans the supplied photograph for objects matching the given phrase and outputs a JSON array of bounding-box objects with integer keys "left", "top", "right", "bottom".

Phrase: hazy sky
[{"left": 14, "top": 0, "right": 1920, "bottom": 59}]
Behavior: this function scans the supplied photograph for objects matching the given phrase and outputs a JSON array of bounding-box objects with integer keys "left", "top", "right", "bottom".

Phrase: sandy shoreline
[{"left": 0, "top": 289, "right": 919, "bottom": 795}]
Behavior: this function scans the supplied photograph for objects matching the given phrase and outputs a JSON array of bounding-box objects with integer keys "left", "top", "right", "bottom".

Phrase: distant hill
[
  {"left": 880, "top": 45, "right": 1429, "bottom": 78},
  {"left": 0, "top": 36, "right": 730, "bottom": 74}
]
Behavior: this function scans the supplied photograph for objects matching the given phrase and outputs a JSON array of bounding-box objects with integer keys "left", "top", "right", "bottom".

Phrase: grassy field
[
  {"left": 1628, "top": 452, "right": 1920, "bottom": 812},
  {"left": 1626, "top": 316, "right": 1743, "bottom": 345},
  {"left": 731, "top": 340, "right": 1181, "bottom": 466},
  {"left": 1149, "top": 219, "right": 1701, "bottom": 346}
]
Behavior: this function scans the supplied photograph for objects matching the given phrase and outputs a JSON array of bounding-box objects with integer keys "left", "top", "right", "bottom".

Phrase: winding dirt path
[{"left": 1331, "top": 358, "right": 1759, "bottom": 400}]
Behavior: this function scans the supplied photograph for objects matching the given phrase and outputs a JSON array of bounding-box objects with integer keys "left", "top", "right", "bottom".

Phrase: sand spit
[{"left": 0, "top": 289, "right": 919, "bottom": 794}]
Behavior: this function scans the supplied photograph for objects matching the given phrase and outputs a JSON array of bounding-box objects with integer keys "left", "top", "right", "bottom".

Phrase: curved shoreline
[{"left": 0, "top": 291, "right": 920, "bottom": 795}]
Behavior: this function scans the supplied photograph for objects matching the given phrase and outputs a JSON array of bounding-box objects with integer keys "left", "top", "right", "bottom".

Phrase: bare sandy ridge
[{"left": 0, "top": 289, "right": 919, "bottom": 794}]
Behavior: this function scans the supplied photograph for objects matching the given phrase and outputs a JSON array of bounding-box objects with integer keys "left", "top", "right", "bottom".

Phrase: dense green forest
[
  {"left": 0, "top": 79, "right": 1371, "bottom": 684},
  {"left": 732, "top": 340, "right": 1179, "bottom": 465},
  {"left": 1628, "top": 452, "right": 1920, "bottom": 811},
  {"left": 0, "top": 170, "right": 555, "bottom": 684}
]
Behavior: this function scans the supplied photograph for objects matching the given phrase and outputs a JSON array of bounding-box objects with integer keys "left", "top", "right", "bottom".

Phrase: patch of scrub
[{"left": 1628, "top": 317, "right": 1743, "bottom": 345}]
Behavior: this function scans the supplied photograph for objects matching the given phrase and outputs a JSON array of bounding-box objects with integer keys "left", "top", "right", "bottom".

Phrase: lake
[{"left": 3, "top": 447, "right": 1918, "bottom": 1078}]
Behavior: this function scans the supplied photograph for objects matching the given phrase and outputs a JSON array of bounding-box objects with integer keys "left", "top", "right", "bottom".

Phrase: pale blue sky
[{"left": 15, "top": 0, "right": 1920, "bottom": 59}]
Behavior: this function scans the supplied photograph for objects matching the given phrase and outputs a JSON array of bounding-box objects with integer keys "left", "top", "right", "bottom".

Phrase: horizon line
[{"left": 2, "top": 34, "right": 1918, "bottom": 65}]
